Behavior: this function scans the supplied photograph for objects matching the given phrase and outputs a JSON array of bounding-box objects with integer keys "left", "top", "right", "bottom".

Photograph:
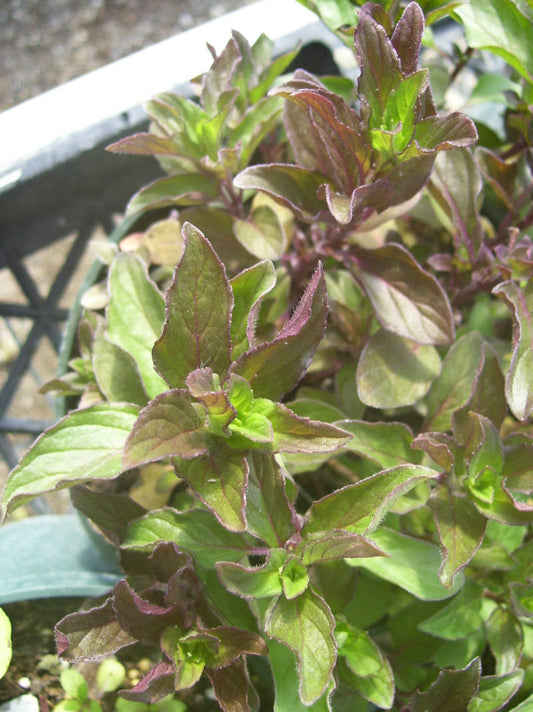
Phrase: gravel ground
[{"left": 0, "top": 0, "right": 255, "bottom": 111}]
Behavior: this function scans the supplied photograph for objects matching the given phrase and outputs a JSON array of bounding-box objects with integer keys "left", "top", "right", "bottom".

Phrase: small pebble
[{"left": 17, "top": 677, "right": 31, "bottom": 690}]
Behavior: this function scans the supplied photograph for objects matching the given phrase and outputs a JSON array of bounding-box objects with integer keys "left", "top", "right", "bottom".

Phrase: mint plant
[{"left": 2, "top": 1, "right": 533, "bottom": 710}]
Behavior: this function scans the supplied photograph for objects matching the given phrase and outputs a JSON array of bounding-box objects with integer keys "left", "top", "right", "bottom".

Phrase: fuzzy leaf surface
[
  {"left": 351, "top": 243, "right": 454, "bottom": 345},
  {"left": 106, "top": 253, "right": 167, "bottom": 398},
  {"left": 123, "top": 390, "right": 207, "bottom": 469},
  {"left": 494, "top": 278, "right": 533, "bottom": 421},
  {"left": 303, "top": 465, "right": 438, "bottom": 536},
  {"left": 92, "top": 329, "right": 149, "bottom": 407},
  {"left": 265, "top": 588, "right": 336, "bottom": 706},
  {"left": 467, "top": 671, "right": 524, "bottom": 712},
  {"left": 125, "top": 174, "right": 219, "bottom": 216},
  {"left": 2, "top": 404, "right": 139, "bottom": 517},
  {"left": 356, "top": 329, "right": 441, "bottom": 407},
  {"left": 216, "top": 550, "right": 286, "bottom": 600},
  {"left": 153, "top": 223, "right": 232, "bottom": 388},
  {"left": 408, "top": 658, "right": 481, "bottom": 712},
  {"left": 297, "top": 530, "right": 385, "bottom": 565},
  {"left": 231, "top": 265, "right": 328, "bottom": 400}
]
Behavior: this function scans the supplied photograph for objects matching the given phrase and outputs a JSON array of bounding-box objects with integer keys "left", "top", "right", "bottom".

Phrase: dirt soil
[{"left": 0, "top": 0, "right": 255, "bottom": 111}]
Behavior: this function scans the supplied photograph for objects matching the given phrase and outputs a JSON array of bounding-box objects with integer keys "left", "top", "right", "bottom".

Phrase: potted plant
[{"left": 2, "top": 0, "right": 533, "bottom": 709}]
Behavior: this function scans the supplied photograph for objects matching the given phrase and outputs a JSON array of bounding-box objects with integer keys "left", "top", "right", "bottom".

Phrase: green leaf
[
  {"left": 61, "top": 669, "right": 89, "bottom": 701},
  {"left": 216, "top": 550, "right": 285, "bottom": 599},
  {"left": 175, "top": 446, "right": 248, "bottom": 532},
  {"left": 424, "top": 331, "right": 485, "bottom": 431},
  {"left": 125, "top": 173, "right": 219, "bottom": 216},
  {"left": 335, "top": 623, "right": 394, "bottom": 709},
  {"left": 92, "top": 329, "right": 149, "bottom": 407},
  {"left": 493, "top": 278, "right": 533, "bottom": 421},
  {"left": 231, "top": 264, "right": 328, "bottom": 400},
  {"left": 123, "top": 390, "right": 207, "bottom": 469},
  {"left": 351, "top": 243, "right": 455, "bottom": 345},
  {"left": 246, "top": 452, "right": 294, "bottom": 547},
  {"left": 429, "top": 486, "right": 487, "bottom": 587},
  {"left": 486, "top": 606, "right": 523, "bottom": 676},
  {"left": 355, "top": 8, "right": 402, "bottom": 130},
  {"left": 408, "top": 658, "right": 481, "bottom": 712},
  {"left": 233, "top": 205, "right": 288, "bottom": 260},
  {"left": 382, "top": 70, "right": 429, "bottom": 153},
  {"left": 356, "top": 329, "right": 441, "bottom": 408},
  {"left": 339, "top": 420, "right": 421, "bottom": 469},
  {"left": 256, "top": 400, "right": 350, "bottom": 454},
  {"left": 153, "top": 223, "right": 233, "bottom": 388},
  {"left": 349, "top": 528, "right": 464, "bottom": 600},
  {"left": 233, "top": 164, "right": 329, "bottom": 221},
  {"left": 106, "top": 253, "right": 167, "bottom": 399},
  {"left": 428, "top": 149, "right": 483, "bottom": 261},
  {"left": 467, "top": 671, "right": 524, "bottom": 712},
  {"left": 230, "top": 260, "right": 276, "bottom": 360},
  {"left": 123, "top": 508, "right": 255, "bottom": 568},
  {"left": 265, "top": 588, "right": 336, "bottom": 706},
  {"left": 2, "top": 403, "right": 139, "bottom": 517},
  {"left": 455, "top": 0, "right": 533, "bottom": 85},
  {"left": 297, "top": 530, "right": 384, "bottom": 565},
  {"left": 0, "top": 607, "right": 12, "bottom": 679},
  {"left": 303, "top": 464, "right": 438, "bottom": 536},
  {"left": 267, "top": 638, "right": 334, "bottom": 712},
  {"left": 419, "top": 580, "right": 497, "bottom": 640}
]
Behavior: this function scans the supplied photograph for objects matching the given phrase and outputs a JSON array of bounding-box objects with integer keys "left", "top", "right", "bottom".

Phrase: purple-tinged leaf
[
  {"left": 302, "top": 464, "right": 438, "bottom": 536},
  {"left": 71, "top": 486, "right": 146, "bottom": 546},
  {"left": 424, "top": 331, "right": 485, "bottom": 432},
  {"left": 257, "top": 401, "right": 350, "bottom": 454},
  {"left": 111, "top": 579, "right": 183, "bottom": 645},
  {"left": 119, "top": 661, "right": 175, "bottom": 703},
  {"left": 391, "top": 2, "right": 425, "bottom": 76},
  {"left": 153, "top": 223, "right": 233, "bottom": 388},
  {"left": 477, "top": 146, "right": 519, "bottom": 210},
  {"left": 318, "top": 180, "right": 394, "bottom": 226},
  {"left": 106, "top": 253, "right": 167, "bottom": 399},
  {"left": 407, "top": 658, "right": 481, "bottom": 712},
  {"left": 412, "top": 431, "right": 456, "bottom": 470},
  {"left": 493, "top": 278, "right": 533, "bottom": 421},
  {"left": 2, "top": 403, "right": 139, "bottom": 518},
  {"left": 208, "top": 658, "right": 260, "bottom": 712},
  {"left": 216, "top": 549, "right": 285, "bottom": 600},
  {"left": 201, "top": 37, "right": 241, "bottom": 116},
  {"left": 209, "top": 626, "right": 266, "bottom": 668},
  {"left": 161, "top": 627, "right": 211, "bottom": 690},
  {"left": 297, "top": 530, "right": 385, "bottom": 565},
  {"left": 231, "top": 264, "right": 328, "bottom": 400},
  {"left": 428, "top": 149, "right": 483, "bottom": 262},
  {"left": 123, "top": 508, "right": 255, "bottom": 568},
  {"left": 356, "top": 329, "right": 441, "bottom": 408},
  {"left": 230, "top": 261, "right": 276, "bottom": 360},
  {"left": 486, "top": 607, "right": 523, "bottom": 676},
  {"left": 339, "top": 420, "right": 421, "bottom": 469},
  {"left": 246, "top": 452, "right": 294, "bottom": 547},
  {"left": 429, "top": 486, "right": 487, "bottom": 588},
  {"left": 125, "top": 174, "right": 219, "bottom": 216},
  {"left": 354, "top": 8, "right": 402, "bottom": 129},
  {"left": 175, "top": 447, "right": 248, "bottom": 532},
  {"left": 55, "top": 598, "right": 135, "bottom": 661},
  {"left": 414, "top": 112, "right": 478, "bottom": 152},
  {"left": 350, "top": 243, "right": 455, "bottom": 345},
  {"left": 186, "top": 367, "right": 236, "bottom": 430},
  {"left": 123, "top": 389, "right": 207, "bottom": 470},
  {"left": 106, "top": 132, "right": 185, "bottom": 157},
  {"left": 265, "top": 588, "right": 336, "bottom": 705},
  {"left": 452, "top": 342, "right": 506, "bottom": 447},
  {"left": 233, "top": 164, "right": 330, "bottom": 222}
]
